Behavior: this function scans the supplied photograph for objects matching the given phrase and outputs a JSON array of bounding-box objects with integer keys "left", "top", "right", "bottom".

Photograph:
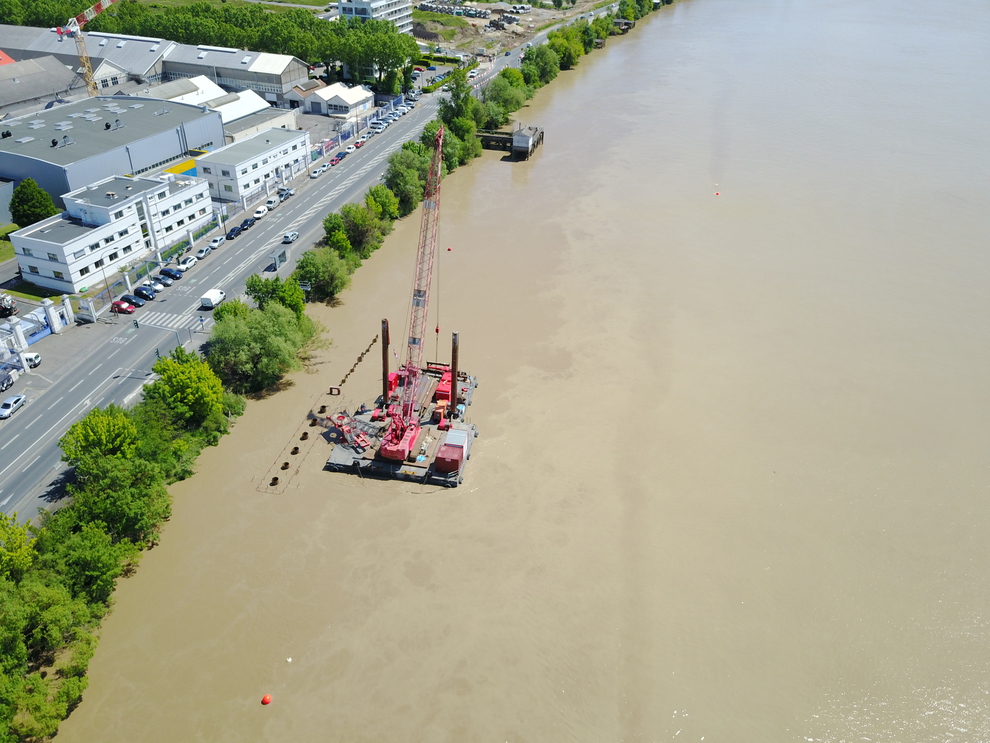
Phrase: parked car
[
  {"left": 160, "top": 268, "right": 183, "bottom": 280},
  {"left": 111, "top": 300, "right": 136, "bottom": 314},
  {"left": 0, "top": 373, "right": 11, "bottom": 393},
  {"left": 253, "top": 206, "right": 269, "bottom": 219},
  {"left": 277, "top": 186, "right": 295, "bottom": 196},
  {"left": 0, "top": 394, "right": 26, "bottom": 420},
  {"left": 119, "top": 294, "right": 146, "bottom": 308},
  {"left": 282, "top": 231, "right": 299, "bottom": 243},
  {"left": 153, "top": 274, "right": 174, "bottom": 286},
  {"left": 278, "top": 190, "right": 292, "bottom": 202},
  {"left": 23, "top": 352, "right": 42, "bottom": 369},
  {"left": 310, "top": 168, "right": 323, "bottom": 179},
  {"left": 241, "top": 217, "right": 256, "bottom": 230},
  {"left": 427, "top": 65, "right": 437, "bottom": 70},
  {"left": 330, "top": 153, "right": 344, "bottom": 166},
  {"left": 178, "top": 256, "right": 198, "bottom": 271},
  {"left": 141, "top": 278, "right": 165, "bottom": 292},
  {"left": 225, "top": 226, "right": 242, "bottom": 240},
  {"left": 134, "top": 286, "right": 157, "bottom": 301},
  {"left": 505, "top": 50, "right": 511, "bottom": 56},
  {"left": 195, "top": 247, "right": 211, "bottom": 260},
  {"left": 345, "top": 144, "right": 356, "bottom": 154},
  {"left": 353, "top": 139, "right": 365, "bottom": 149},
  {"left": 209, "top": 236, "right": 226, "bottom": 249}
]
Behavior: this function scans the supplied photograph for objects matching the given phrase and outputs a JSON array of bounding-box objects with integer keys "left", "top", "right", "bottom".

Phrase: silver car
[{"left": 0, "top": 394, "right": 25, "bottom": 419}]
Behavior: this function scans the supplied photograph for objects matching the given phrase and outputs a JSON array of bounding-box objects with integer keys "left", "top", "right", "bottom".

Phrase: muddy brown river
[{"left": 57, "top": 0, "right": 990, "bottom": 740}]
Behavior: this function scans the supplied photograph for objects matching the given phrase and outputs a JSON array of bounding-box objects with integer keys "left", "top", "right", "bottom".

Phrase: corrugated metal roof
[
  {"left": 248, "top": 53, "right": 295, "bottom": 75},
  {"left": 0, "top": 55, "right": 80, "bottom": 108},
  {"left": 316, "top": 82, "right": 373, "bottom": 106}
]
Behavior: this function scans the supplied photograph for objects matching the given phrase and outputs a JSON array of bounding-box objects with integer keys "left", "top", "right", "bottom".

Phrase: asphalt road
[{"left": 0, "top": 94, "right": 441, "bottom": 524}]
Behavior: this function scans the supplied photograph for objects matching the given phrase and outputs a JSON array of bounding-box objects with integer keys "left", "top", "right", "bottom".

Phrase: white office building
[
  {"left": 338, "top": 0, "right": 413, "bottom": 34},
  {"left": 11, "top": 174, "right": 212, "bottom": 293},
  {"left": 195, "top": 127, "right": 310, "bottom": 203}
]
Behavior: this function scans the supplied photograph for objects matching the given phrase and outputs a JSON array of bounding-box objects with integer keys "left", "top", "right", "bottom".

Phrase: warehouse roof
[
  {"left": 0, "top": 56, "right": 80, "bottom": 108},
  {"left": 0, "top": 96, "right": 220, "bottom": 166},
  {"left": 164, "top": 44, "right": 301, "bottom": 76}
]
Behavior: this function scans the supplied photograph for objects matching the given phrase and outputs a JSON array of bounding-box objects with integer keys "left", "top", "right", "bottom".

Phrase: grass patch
[
  {"left": 0, "top": 223, "right": 19, "bottom": 264},
  {"left": 4, "top": 279, "right": 67, "bottom": 301},
  {"left": 412, "top": 9, "right": 471, "bottom": 27}
]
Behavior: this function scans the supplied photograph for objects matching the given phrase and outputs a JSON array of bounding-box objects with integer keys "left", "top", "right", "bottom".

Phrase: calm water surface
[{"left": 58, "top": 1, "right": 990, "bottom": 740}]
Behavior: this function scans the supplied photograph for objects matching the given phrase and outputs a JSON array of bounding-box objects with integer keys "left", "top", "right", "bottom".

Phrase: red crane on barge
[{"left": 379, "top": 125, "right": 446, "bottom": 462}]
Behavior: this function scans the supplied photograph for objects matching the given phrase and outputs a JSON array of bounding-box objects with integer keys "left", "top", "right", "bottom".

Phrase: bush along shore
[{"left": 0, "top": 0, "right": 668, "bottom": 738}]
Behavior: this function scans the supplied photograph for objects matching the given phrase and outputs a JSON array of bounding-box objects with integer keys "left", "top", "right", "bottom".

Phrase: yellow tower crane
[{"left": 60, "top": 0, "right": 120, "bottom": 97}]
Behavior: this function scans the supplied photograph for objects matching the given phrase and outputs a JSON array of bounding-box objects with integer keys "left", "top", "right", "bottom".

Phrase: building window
[
  {"left": 184, "top": 198, "right": 193, "bottom": 206},
  {"left": 253, "top": 178, "right": 260, "bottom": 185},
  {"left": 89, "top": 243, "right": 99, "bottom": 252},
  {"left": 240, "top": 168, "right": 247, "bottom": 175},
  {"left": 158, "top": 191, "right": 167, "bottom": 199},
  {"left": 54, "top": 271, "right": 65, "bottom": 280},
  {"left": 292, "top": 144, "right": 298, "bottom": 150},
  {"left": 196, "top": 193, "right": 204, "bottom": 200},
  {"left": 123, "top": 246, "right": 132, "bottom": 254},
  {"left": 252, "top": 163, "right": 258, "bottom": 170},
  {"left": 176, "top": 218, "right": 185, "bottom": 227},
  {"left": 80, "top": 266, "right": 90, "bottom": 276},
  {"left": 47, "top": 253, "right": 58, "bottom": 262},
  {"left": 94, "top": 259, "right": 104, "bottom": 268},
  {"left": 73, "top": 249, "right": 85, "bottom": 259},
  {"left": 203, "top": 167, "right": 213, "bottom": 174},
  {"left": 108, "top": 252, "right": 118, "bottom": 261},
  {"left": 28, "top": 265, "right": 39, "bottom": 273},
  {"left": 113, "top": 210, "right": 124, "bottom": 219},
  {"left": 161, "top": 208, "right": 170, "bottom": 216},
  {"left": 198, "top": 208, "right": 206, "bottom": 216},
  {"left": 262, "top": 158, "right": 269, "bottom": 165},
  {"left": 221, "top": 169, "right": 231, "bottom": 177},
  {"left": 105, "top": 234, "right": 115, "bottom": 243},
  {"left": 118, "top": 229, "right": 129, "bottom": 237},
  {"left": 165, "top": 226, "right": 173, "bottom": 233},
  {"left": 223, "top": 185, "right": 233, "bottom": 192},
  {"left": 21, "top": 248, "right": 32, "bottom": 257}
]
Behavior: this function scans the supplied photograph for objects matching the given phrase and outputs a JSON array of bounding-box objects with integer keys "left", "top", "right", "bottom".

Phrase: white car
[
  {"left": 0, "top": 394, "right": 25, "bottom": 419},
  {"left": 253, "top": 206, "right": 269, "bottom": 219},
  {"left": 142, "top": 278, "right": 165, "bottom": 292},
  {"left": 310, "top": 168, "right": 322, "bottom": 178},
  {"left": 209, "top": 236, "right": 226, "bottom": 249},
  {"left": 194, "top": 246, "right": 211, "bottom": 260},
  {"left": 178, "top": 256, "right": 197, "bottom": 271},
  {"left": 345, "top": 144, "right": 356, "bottom": 154}
]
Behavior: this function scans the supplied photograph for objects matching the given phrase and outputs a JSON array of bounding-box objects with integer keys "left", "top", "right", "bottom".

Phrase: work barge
[
  {"left": 325, "top": 324, "right": 479, "bottom": 487},
  {"left": 324, "top": 125, "right": 480, "bottom": 488}
]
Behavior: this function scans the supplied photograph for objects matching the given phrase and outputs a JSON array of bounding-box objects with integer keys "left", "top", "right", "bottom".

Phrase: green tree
[
  {"left": 41, "top": 521, "right": 138, "bottom": 604},
  {"left": 69, "top": 456, "right": 170, "bottom": 546},
  {"left": 245, "top": 274, "right": 306, "bottom": 319},
  {"left": 340, "top": 202, "right": 387, "bottom": 257},
  {"left": 0, "top": 513, "right": 35, "bottom": 583},
  {"left": 144, "top": 347, "right": 225, "bottom": 431},
  {"left": 385, "top": 145, "right": 432, "bottom": 216},
  {"left": 0, "top": 0, "right": 25, "bottom": 26},
  {"left": 366, "top": 184, "right": 400, "bottom": 221},
  {"left": 523, "top": 44, "right": 560, "bottom": 85},
  {"left": 8, "top": 178, "right": 58, "bottom": 228},
  {"left": 18, "top": 574, "right": 90, "bottom": 658},
  {"left": 293, "top": 248, "right": 351, "bottom": 302},
  {"left": 205, "top": 304, "right": 306, "bottom": 393},
  {"left": 213, "top": 298, "right": 251, "bottom": 324},
  {"left": 59, "top": 405, "right": 137, "bottom": 467}
]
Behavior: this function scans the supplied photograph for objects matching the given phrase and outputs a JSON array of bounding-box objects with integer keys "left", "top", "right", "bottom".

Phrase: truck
[{"left": 200, "top": 289, "right": 226, "bottom": 309}]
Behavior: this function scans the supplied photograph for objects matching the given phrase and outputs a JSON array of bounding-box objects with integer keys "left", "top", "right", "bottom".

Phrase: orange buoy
[{"left": 261, "top": 694, "right": 272, "bottom": 705}]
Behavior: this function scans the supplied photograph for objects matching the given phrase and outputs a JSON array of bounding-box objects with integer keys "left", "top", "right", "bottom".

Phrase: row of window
[{"left": 25, "top": 244, "right": 135, "bottom": 282}]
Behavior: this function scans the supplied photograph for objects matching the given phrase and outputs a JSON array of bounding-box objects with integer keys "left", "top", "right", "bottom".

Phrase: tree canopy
[{"left": 8, "top": 178, "right": 58, "bottom": 229}]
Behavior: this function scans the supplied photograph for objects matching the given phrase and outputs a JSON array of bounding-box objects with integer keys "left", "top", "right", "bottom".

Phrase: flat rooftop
[
  {"left": 199, "top": 127, "right": 306, "bottom": 166},
  {"left": 67, "top": 174, "right": 200, "bottom": 206},
  {"left": 17, "top": 213, "right": 99, "bottom": 245},
  {"left": 0, "top": 96, "right": 219, "bottom": 166},
  {"left": 224, "top": 108, "right": 294, "bottom": 136}
]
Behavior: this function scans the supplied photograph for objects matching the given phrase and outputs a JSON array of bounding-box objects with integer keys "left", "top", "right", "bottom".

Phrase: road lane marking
[
  {"left": 0, "top": 434, "right": 19, "bottom": 450},
  {"left": 46, "top": 396, "right": 64, "bottom": 411},
  {"left": 21, "top": 455, "right": 41, "bottom": 473},
  {"left": 68, "top": 379, "right": 84, "bottom": 393}
]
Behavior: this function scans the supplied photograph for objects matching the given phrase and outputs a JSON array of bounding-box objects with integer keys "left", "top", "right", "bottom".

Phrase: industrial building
[
  {"left": 10, "top": 174, "right": 212, "bottom": 293},
  {"left": 194, "top": 127, "right": 311, "bottom": 203},
  {"left": 0, "top": 96, "right": 224, "bottom": 207},
  {"left": 285, "top": 81, "right": 375, "bottom": 118},
  {"left": 338, "top": 0, "right": 414, "bottom": 34}
]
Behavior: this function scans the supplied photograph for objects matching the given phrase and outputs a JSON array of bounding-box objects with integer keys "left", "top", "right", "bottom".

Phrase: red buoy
[
  {"left": 715, "top": 192, "right": 720, "bottom": 196},
  {"left": 261, "top": 695, "right": 272, "bottom": 705},
  {"left": 447, "top": 247, "right": 452, "bottom": 251}
]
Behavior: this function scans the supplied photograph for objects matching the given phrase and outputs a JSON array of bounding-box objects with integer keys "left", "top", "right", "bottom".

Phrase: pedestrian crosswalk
[{"left": 137, "top": 309, "right": 210, "bottom": 331}]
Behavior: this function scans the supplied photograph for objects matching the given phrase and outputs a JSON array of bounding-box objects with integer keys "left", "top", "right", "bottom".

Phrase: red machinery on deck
[{"left": 378, "top": 126, "right": 446, "bottom": 461}]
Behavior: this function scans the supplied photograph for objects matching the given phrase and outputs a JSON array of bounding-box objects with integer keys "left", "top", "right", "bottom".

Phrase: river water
[{"left": 58, "top": 1, "right": 990, "bottom": 741}]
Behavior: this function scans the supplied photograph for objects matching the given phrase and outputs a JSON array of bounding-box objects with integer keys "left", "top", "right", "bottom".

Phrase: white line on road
[
  {"left": 68, "top": 379, "right": 84, "bottom": 393},
  {"left": 46, "top": 396, "right": 64, "bottom": 411},
  {"left": 107, "top": 348, "right": 120, "bottom": 359},
  {"left": 0, "top": 495, "right": 9, "bottom": 507},
  {"left": 21, "top": 455, "right": 41, "bottom": 474},
  {"left": 0, "top": 434, "right": 19, "bottom": 450}
]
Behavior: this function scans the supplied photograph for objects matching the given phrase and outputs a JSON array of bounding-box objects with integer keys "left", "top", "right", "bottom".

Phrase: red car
[
  {"left": 330, "top": 153, "right": 344, "bottom": 166},
  {"left": 353, "top": 139, "right": 365, "bottom": 148},
  {"left": 110, "top": 300, "right": 136, "bottom": 314}
]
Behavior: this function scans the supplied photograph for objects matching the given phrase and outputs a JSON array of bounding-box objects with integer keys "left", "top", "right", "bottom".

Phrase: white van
[
  {"left": 265, "top": 197, "right": 279, "bottom": 211},
  {"left": 253, "top": 206, "right": 269, "bottom": 219},
  {"left": 200, "top": 289, "right": 226, "bottom": 309}
]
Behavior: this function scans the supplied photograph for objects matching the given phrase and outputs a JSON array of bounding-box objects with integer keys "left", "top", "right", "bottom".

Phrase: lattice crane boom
[
  {"left": 60, "top": 0, "right": 120, "bottom": 97},
  {"left": 379, "top": 125, "right": 445, "bottom": 462}
]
